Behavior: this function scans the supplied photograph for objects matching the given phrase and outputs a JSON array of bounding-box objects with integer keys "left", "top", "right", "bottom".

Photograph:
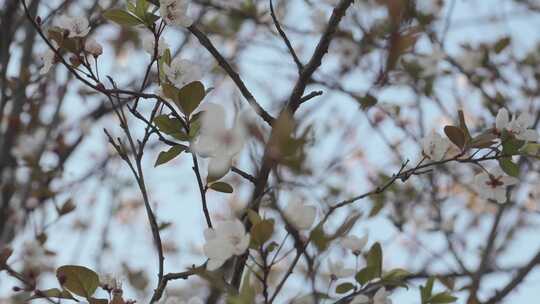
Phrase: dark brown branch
[{"left": 269, "top": 0, "right": 303, "bottom": 72}]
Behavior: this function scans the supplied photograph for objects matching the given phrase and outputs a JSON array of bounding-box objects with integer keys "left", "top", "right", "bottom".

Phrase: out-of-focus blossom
[
  {"left": 421, "top": 131, "right": 451, "bottom": 161},
  {"left": 341, "top": 234, "right": 368, "bottom": 255},
  {"left": 284, "top": 200, "right": 317, "bottom": 230},
  {"left": 159, "top": 0, "right": 193, "bottom": 27},
  {"left": 84, "top": 38, "right": 103, "bottom": 57},
  {"left": 203, "top": 219, "right": 250, "bottom": 270},
  {"left": 56, "top": 15, "right": 90, "bottom": 38}
]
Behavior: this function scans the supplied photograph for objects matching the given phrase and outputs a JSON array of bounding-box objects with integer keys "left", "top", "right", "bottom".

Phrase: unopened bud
[{"left": 36, "top": 16, "right": 42, "bottom": 25}]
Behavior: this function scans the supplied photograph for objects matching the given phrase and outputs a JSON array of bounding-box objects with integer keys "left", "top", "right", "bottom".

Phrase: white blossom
[
  {"left": 192, "top": 103, "right": 246, "bottom": 179},
  {"left": 283, "top": 200, "right": 317, "bottom": 230},
  {"left": 84, "top": 38, "right": 103, "bottom": 57},
  {"left": 40, "top": 48, "right": 56, "bottom": 75},
  {"left": 100, "top": 273, "right": 122, "bottom": 290},
  {"left": 163, "top": 57, "right": 202, "bottom": 88},
  {"left": 56, "top": 15, "right": 90, "bottom": 38},
  {"left": 328, "top": 260, "right": 355, "bottom": 279},
  {"left": 456, "top": 50, "right": 483, "bottom": 71},
  {"left": 473, "top": 167, "right": 519, "bottom": 203},
  {"left": 421, "top": 131, "right": 451, "bottom": 161},
  {"left": 203, "top": 219, "right": 250, "bottom": 270},
  {"left": 159, "top": 0, "right": 193, "bottom": 27},
  {"left": 11, "top": 128, "right": 47, "bottom": 157},
  {"left": 341, "top": 234, "right": 368, "bottom": 255},
  {"left": 496, "top": 108, "right": 539, "bottom": 142},
  {"left": 142, "top": 34, "right": 169, "bottom": 58}
]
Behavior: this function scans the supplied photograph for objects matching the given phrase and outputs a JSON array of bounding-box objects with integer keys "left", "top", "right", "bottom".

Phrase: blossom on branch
[
  {"left": 192, "top": 103, "right": 247, "bottom": 180},
  {"left": 283, "top": 200, "right": 317, "bottom": 230},
  {"left": 473, "top": 167, "right": 519, "bottom": 203},
  {"left": 84, "top": 38, "right": 103, "bottom": 57},
  {"left": 163, "top": 57, "right": 202, "bottom": 88},
  {"left": 203, "top": 219, "right": 250, "bottom": 270},
  {"left": 495, "top": 108, "right": 539, "bottom": 142},
  {"left": 159, "top": 0, "right": 193, "bottom": 27},
  {"left": 56, "top": 15, "right": 90, "bottom": 38},
  {"left": 328, "top": 260, "right": 354, "bottom": 279},
  {"left": 142, "top": 34, "right": 169, "bottom": 58},
  {"left": 341, "top": 234, "right": 368, "bottom": 255},
  {"left": 40, "top": 48, "right": 57, "bottom": 75},
  {"left": 421, "top": 131, "right": 451, "bottom": 161}
]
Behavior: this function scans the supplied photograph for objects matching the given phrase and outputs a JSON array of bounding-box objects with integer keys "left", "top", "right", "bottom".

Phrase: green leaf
[
  {"left": 498, "top": 157, "right": 519, "bottom": 177},
  {"left": 382, "top": 268, "right": 411, "bottom": 282},
  {"left": 136, "top": 0, "right": 149, "bottom": 20},
  {"left": 56, "top": 265, "right": 100, "bottom": 298},
  {"left": 161, "top": 83, "right": 181, "bottom": 102},
  {"left": 251, "top": 219, "right": 274, "bottom": 247},
  {"left": 310, "top": 224, "right": 329, "bottom": 251},
  {"left": 153, "top": 115, "right": 188, "bottom": 140},
  {"left": 429, "top": 292, "right": 458, "bottom": 303},
  {"left": 365, "top": 242, "right": 382, "bottom": 277},
  {"left": 335, "top": 282, "right": 355, "bottom": 294},
  {"left": 355, "top": 265, "right": 378, "bottom": 285},
  {"left": 444, "top": 126, "right": 466, "bottom": 150},
  {"left": 502, "top": 136, "right": 524, "bottom": 155},
  {"left": 155, "top": 145, "right": 185, "bottom": 167},
  {"left": 189, "top": 111, "right": 204, "bottom": 139},
  {"left": 177, "top": 81, "right": 205, "bottom": 116},
  {"left": 103, "top": 9, "right": 143, "bottom": 26},
  {"left": 209, "top": 181, "right": 234, "bottom": 193},
  {"left": 29, "top": 288, "right": 76, "bottom": 301}
]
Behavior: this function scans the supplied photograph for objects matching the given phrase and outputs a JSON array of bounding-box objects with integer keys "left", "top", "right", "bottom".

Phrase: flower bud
[{"left": 84, "top": 38, "right": 103, "bottom": 57}]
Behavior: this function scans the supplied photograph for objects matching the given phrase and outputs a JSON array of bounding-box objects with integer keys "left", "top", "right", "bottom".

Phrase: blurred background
[{"left": 1, "top": 0, "right": 540, "bottom": 303}]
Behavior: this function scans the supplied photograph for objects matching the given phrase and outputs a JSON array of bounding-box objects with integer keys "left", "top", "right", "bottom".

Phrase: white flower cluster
[
  {"left": 420, "top": 109, "right": 538, "bottom": 204},
  {"left": 191, "top": 103, "right": 246, "bottom": 179},
  {"left": 159, "top": 0, "right": 193, "bottom": 27},
  {"left": 203, "top": 219, "right": 250, "bottom": 270},
  {"left": 40, "top": 15, "right": 103, "bottom": 74}
]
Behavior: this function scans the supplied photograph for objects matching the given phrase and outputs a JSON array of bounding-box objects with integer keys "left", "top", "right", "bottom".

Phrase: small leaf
[
  {"left": 365, "top": 242, "right": 383, "bottom": 277},
  {"left": 136, "top": 0, "right": 149, "bottom": 20},
  {"left": 209, "top": 182, "right": 234, "bottom": 193},
  {"left": 498, "top": 157, "right": 519, "bottom": 177},
  {"left": 494, "top": 37, "right": 511, "bottom": 54},
  {"left": 382, "top": 268, "right": 411, "bottom": 282},
  {"left": 56, "top": 265, "right": 100, "bottom": 298},
  {"left": 444, "top": 126, "right": 466, "bottom": 150},
  {"left": 57, "top": 199, "right": 76, "bottom": 216},
  {"left": 29, "top": 288, "right": 76, "bottom": 301},
  {"left": 103, "top": 9, "right": 143, "bottom": 26},
  {"left": 429, "top": 292, "right": 458, "bottom": 303},
  {"left": 470, "top": 131, "right": 497, "bottom": 149},
  {"left": 335, "top": 282, "right": 355, "bottom": 294},
  {"left": 251, "top": 219, "right": 274, "bottom": 246},
  {"left": 502, "top": 136, "right": 524, "bottom": 155},
  {"left": 247, "top": 209, "right": 262, "bottom": 225},
  {"left": 358, "top": 94, "right": 377, "bottom": 110},
  {"left": 355, "top": 266, "right": 378, "bottom": 285},
  {"left": 154, "top": 145, "right": 185, "bottom": 167},
  {"left": 310, "top": 225, "right": 329, "bottom": 251},
  {"left": 177, "top": 81, "right": 205, "bottom": 116}
]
